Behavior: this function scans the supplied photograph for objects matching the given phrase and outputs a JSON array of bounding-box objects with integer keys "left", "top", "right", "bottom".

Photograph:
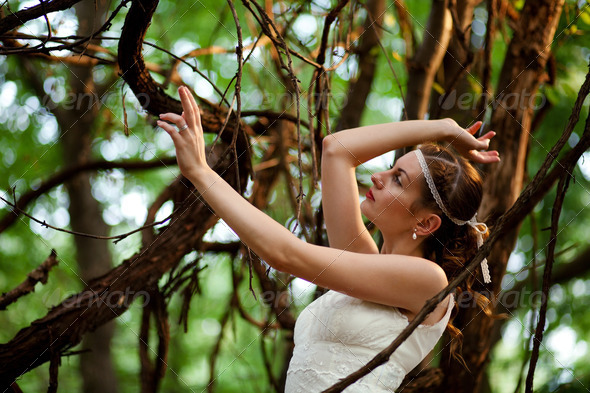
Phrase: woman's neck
[{"left": 381, "top": 236, "right": 425, "bottom": 258}]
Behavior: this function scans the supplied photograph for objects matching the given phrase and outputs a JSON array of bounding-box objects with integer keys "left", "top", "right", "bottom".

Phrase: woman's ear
[{"left": 416, "top": 213, "right": 442, "bottom": 236}]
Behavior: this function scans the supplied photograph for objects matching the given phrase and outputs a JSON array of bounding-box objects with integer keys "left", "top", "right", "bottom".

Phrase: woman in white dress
[{"left": 159, "top": 87, "right": 500, "bottom": 392}]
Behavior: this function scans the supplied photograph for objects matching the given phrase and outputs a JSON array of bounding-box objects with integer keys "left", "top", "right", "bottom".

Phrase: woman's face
[{"left": 361, "top": 152, "right": 425, "bottom": 231}]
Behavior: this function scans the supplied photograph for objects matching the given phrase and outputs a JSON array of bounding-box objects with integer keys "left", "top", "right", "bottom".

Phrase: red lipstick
[{"left": 366, "top": 189, "right": 374, "bottom": 201}]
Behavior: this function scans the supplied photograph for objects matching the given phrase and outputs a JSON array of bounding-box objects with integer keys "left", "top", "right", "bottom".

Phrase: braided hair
[{"left": 411, "top": 143, "right": 493, "bottom": 367}]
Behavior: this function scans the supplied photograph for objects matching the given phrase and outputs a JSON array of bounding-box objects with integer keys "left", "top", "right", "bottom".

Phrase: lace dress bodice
[{"left": 285, "top": 291, "right": 454, "bottom": 392}]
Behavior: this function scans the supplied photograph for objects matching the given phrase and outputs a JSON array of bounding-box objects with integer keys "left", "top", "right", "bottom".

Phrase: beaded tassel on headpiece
[{"left": 413, "top": 149, "right": 492, "bottom": 284}]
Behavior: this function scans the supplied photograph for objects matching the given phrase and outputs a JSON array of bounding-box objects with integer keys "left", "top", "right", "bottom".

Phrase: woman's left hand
[
  {"left": 157, "top": 86, "right": 210, "bottom": 180},
  {"left": 444, "top": 119, "right": 500, "bottom": 164}
]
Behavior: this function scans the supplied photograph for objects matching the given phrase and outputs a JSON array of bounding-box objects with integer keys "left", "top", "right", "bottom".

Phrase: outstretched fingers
[
  {"left": 477, "top": 130, "right": 500, "bottom": 161},
  {"left": 477, "top": 131, "right": 495, "bottom": 143},
  {"left": 449, "top": 120, "right": 500, "bottom": 163},
  {"left": 467, "top": 121, "right": 483, "bottom": 135},
  {"left": 470, "top": 149, "right": 500, "bottom": 163},
  {"left": 179, "top": 86, "right": 201, "bottom": 131}
]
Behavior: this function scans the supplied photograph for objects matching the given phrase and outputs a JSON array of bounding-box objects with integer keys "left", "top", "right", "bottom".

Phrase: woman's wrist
[
  {"left": 437, "top": 118, "right": 460, "bottom": 142},
  {"left": 186, "top": 167, "right": 219, "bottom": 193}
]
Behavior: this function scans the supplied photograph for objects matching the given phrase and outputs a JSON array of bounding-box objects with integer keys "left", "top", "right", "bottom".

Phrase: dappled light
[{"left": 1, "top": 0, "right": 590, "bottom": 392}]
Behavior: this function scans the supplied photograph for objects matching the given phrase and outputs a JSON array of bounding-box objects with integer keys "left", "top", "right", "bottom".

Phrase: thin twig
[
  {"left": 206, "top": 306, "right": 232, "bottom": 393},
  {"left": 242, "top": 0, "right": 303, "bottom": 225},
  {"left": 513, "top": 211, "right": 540, "bottom": 393},
  {"left": 228, "top": 0, "right": 244, "bottom": 195},
  {"left": 364, "top": 1, "right": 407, "bottom": 117},
  {"left": 0, "top": 0, "right": 130, "bottom": 54},
  {"left": 0, "top": 194, "right": 173, "bottom": 244},
  {"left": 241, "top": 110, "right": 310, "bottom": 130},
  {"left": 260, "top": 333, "right": 280, "bottom": 391},
  {"left": 142, "top": 41, "right": 229, "bottom": 106},
  {"left": 476, "top": 0, "right": 497, "bottom": 121},
  {"left": 39, "top": 0, "right": 52, "bottom": 45},
  {"left": 0, "top": 156, "right": 177, "bottom": 234},
  {"left": 0, "top": 250, "right": 58, "bottom": 310},
  {"left": 524, "top": 167, "right": 572, "bottom": 393}
]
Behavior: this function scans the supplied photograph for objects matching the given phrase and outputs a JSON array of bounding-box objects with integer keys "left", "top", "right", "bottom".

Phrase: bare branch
[
  {"left": 315, "top": 0, "right": 349, "bottom": 66},
  {"left": 0, "top": 250, "right": 58, "bottom": 311},
  {"left": 392, "top": 0, "right": 415, "bottom": 59},
  {"left": 476, "top": 0, "right": 498, "bottom": 121},
  {"left": 405, "top": 0, "right": 453, "bottom": 120},
  {"left": 206, "top": 306, "right": 232, "bottom": 393},
  {"left": 524, "top": 153, "right": 574, "bottom": 392},
  {"left": 0, "top": 192, "right": 173, "bottom": 243},
  {"left": 336, "top": 0, "right": 386, "bottom": 131},
  {"left": 0, "top": 0, "right": 129, "bottom": 54},
  {"left": 0, "top": 0, "right": 84, "bottom": 34},
  {"left": 0, "top": 157, "right": 176, "bottom": 234}
]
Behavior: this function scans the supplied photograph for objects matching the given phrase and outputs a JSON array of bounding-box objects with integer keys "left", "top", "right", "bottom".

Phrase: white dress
[{"left": 285, "top": 291, "right": 454, "bottom": 392}]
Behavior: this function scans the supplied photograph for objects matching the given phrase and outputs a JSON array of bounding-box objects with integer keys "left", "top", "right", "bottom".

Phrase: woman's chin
[
  {"left": 360, "top": 207, "right": 377, "bottom": 226},
  {"left": 359, "top": 201, "right": 370, "bottom": 217}
]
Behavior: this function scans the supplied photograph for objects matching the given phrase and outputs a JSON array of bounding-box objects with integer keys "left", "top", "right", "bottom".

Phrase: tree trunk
[
  {"left": 439, "top": 1, "right": 564, "bottom": 392},
  {"left": 59, "top": 1, "right": 119, "bottom": 392},
  {"left": 335, "top": 0, "right": 385, "bottom": 131},
  {"left": 429, "top": 0, "right": 479, "bottom": 124},
  {"left": 405, "top": 0, "right": 453, "bottom": 120}
]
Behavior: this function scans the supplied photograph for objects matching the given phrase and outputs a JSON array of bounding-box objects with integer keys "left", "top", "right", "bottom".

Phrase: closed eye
[{"left": 387, "top": 165, "right": 403, "bottom": 186}]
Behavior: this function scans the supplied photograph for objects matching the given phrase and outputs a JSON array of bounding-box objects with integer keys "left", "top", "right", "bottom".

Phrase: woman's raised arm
[{"left": 158, "top": 87, "right": 449, "bottom": 312}]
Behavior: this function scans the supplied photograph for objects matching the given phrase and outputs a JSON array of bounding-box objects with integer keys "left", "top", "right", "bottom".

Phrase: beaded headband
[{"left": 413, "top": 148, "right": 491, "bottom": 284}]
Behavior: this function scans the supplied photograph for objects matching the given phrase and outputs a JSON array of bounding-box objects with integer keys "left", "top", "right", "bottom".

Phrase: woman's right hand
[
  {"left": 442, "top": 119, "right": 500, "bottom": 164},
  {"left": 157, "top": 86, "right": 211, "bottom": 181}
]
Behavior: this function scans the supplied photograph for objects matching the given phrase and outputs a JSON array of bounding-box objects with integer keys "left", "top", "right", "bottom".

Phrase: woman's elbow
[
  {"left": 322, "top": 134, "right": 343, "bottom": 158},
  {"left": 259, "top": 245, "right": 293, "bottom": 273},
  {"left": 264, "top": 240, "right": 304, "bottom": 275}
]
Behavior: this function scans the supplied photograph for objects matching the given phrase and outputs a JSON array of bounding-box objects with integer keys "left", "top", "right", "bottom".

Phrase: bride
[{"left": 158, "top": 86, "right": 499, "bottom": 392}]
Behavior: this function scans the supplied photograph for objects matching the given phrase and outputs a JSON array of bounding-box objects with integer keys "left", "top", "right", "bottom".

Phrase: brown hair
[{"left": 411, "top": 143, "right": 493, "bottom": 368}]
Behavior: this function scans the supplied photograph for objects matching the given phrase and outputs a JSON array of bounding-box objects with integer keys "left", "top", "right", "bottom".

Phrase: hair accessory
[
  {"left": 414, "top": 148, "right": 491, "bottom": 284},
  {"left": 412, "top": 228, "right": 417, "bottom": 240}
]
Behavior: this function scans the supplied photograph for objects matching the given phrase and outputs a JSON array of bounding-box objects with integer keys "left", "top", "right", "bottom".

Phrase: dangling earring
[{"left": 412, "top": 228, "right": 417, "bottom": 240}]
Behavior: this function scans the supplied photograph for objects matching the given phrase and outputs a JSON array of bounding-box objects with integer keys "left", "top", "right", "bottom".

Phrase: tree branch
[
  {"left": 0, "top": 159, "right": 239, "bottom": 386},
  {"left": 0, "top": 157, "right": 177, "bottom": 234},
  {"left": 404, "top": 0, "right": 453, "bottom": 120},
  {"left": 0, "top": 0, "right": 84, "bottom": 34},
  {"left": 525, "top": 151, "right": 574, "bottom": 392},
  {"left": 0, "top": 250, "right": 58, "bottom": 311},
  {"left": 0, "top": 0, "right": 253, "bottom": 382}
]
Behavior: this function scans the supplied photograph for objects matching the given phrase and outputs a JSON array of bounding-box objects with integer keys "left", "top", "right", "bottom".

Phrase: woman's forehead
[{"left": 395, "top": 152, "right": 422, "bottom": 179}]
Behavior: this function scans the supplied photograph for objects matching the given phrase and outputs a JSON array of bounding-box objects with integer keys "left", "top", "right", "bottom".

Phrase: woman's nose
[{"left": 371, "top": 173, "right": 384, "bottom": 189}]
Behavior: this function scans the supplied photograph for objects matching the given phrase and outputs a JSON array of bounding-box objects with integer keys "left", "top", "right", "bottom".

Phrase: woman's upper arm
[
  {"left": 321, "top": 136, "right": 378, "bottom": 254},
  {"left": 281, "top": 240, "right": 448, "bottom": 313}
]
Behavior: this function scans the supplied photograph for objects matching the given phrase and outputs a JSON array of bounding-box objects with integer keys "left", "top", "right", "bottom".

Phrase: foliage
[{"left": 1, "top": 0, "right": 590, "bottom": 392}]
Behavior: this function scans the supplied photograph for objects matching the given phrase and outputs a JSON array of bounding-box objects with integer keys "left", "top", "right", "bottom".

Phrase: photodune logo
[
  {"left": 42, "top": 287, "right": 151, "bottom": 309},
  {"left": 40, "top": 90, "right": 152, "bottom": 112},
  {"left": 455, "top": 288, "right": 547, "bottom": 310},
  {"left": 438, "top": 90, "right": 546, "bottom": 112}
]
